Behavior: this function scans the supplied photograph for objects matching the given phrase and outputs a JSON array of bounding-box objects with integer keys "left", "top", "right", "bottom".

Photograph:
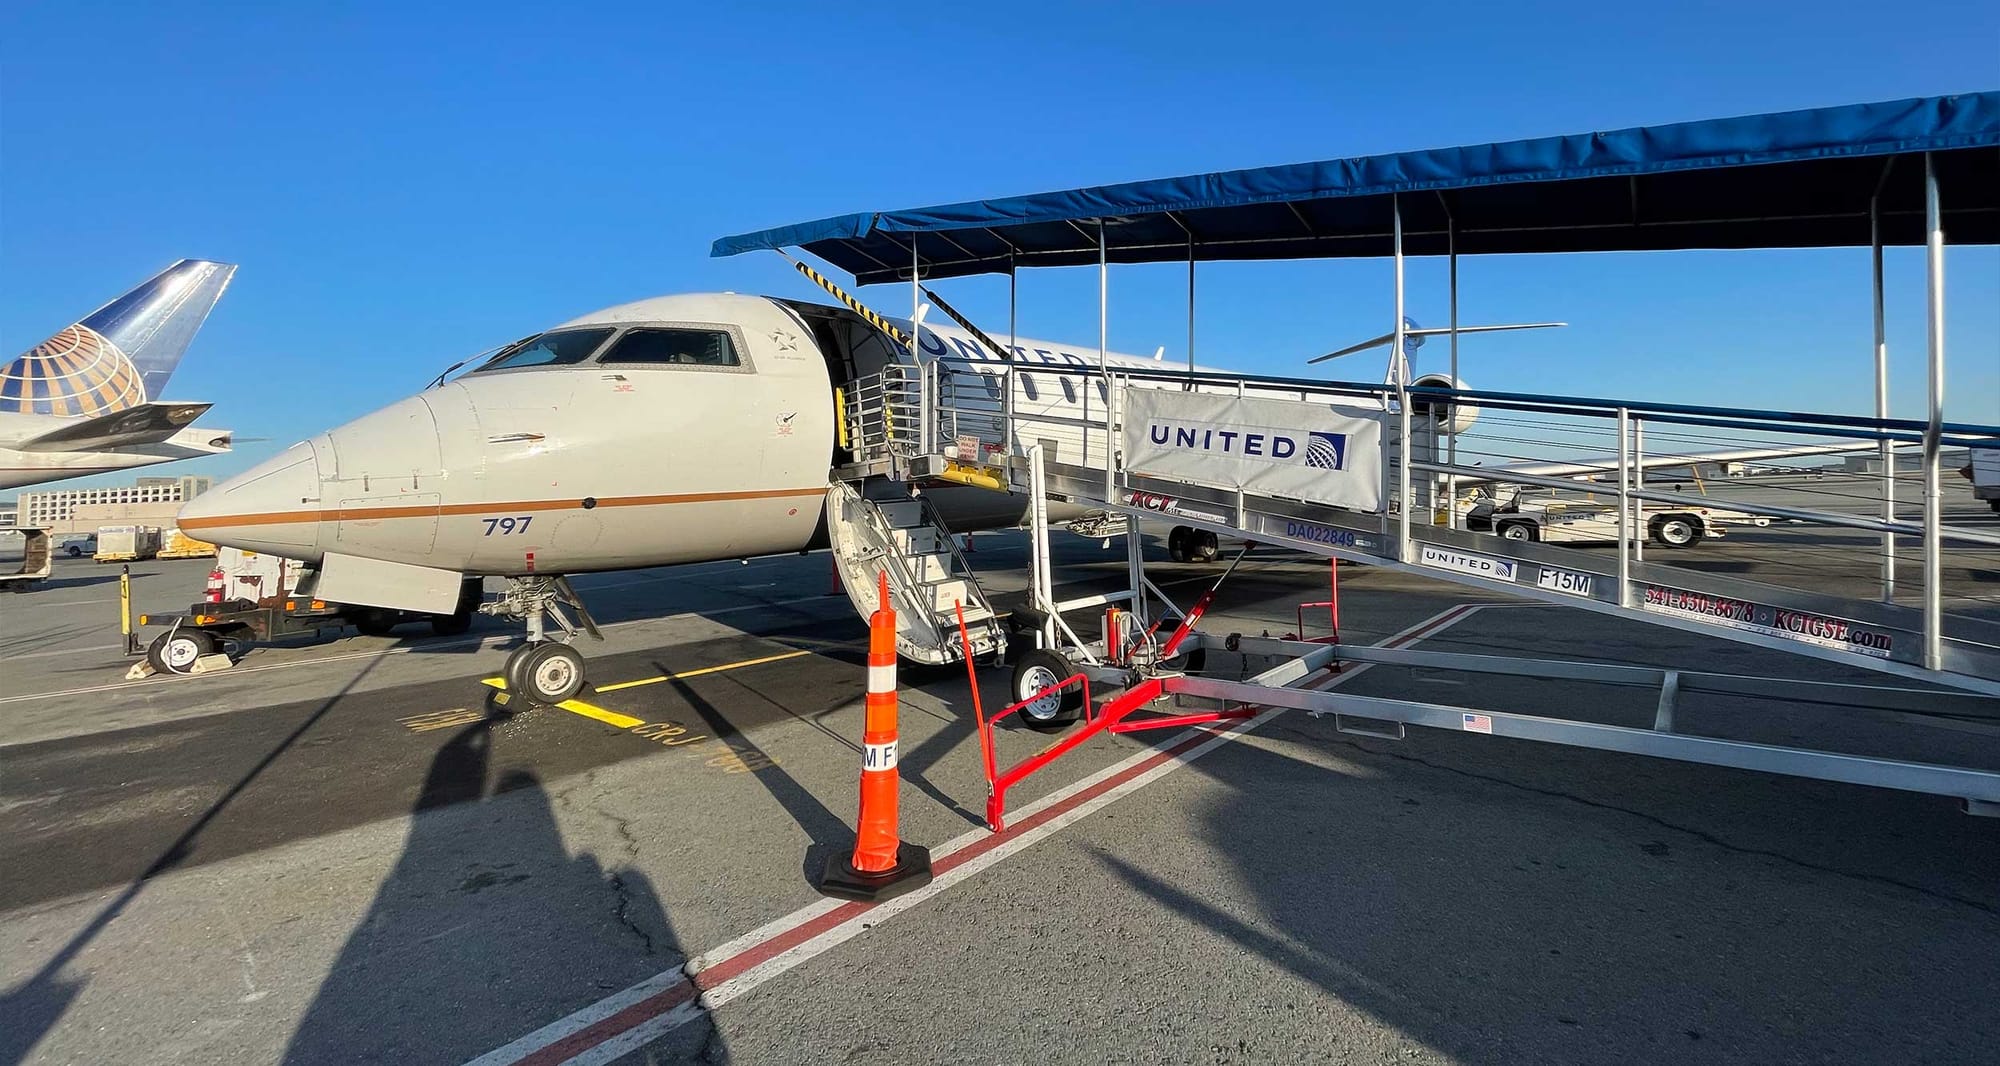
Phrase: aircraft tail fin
[{"left": 2, "top": 259, "right": 236, "bottom": 416}]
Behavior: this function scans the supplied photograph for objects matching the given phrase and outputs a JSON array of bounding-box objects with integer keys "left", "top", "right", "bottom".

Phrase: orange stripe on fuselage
[{"left": 176, "top": 486, "right": 828, "bottom": 531}]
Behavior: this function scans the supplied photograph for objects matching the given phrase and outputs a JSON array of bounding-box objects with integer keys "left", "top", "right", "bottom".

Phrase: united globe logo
[
  {"left": 1304, "top": 432, "right": 1348, "bottom": 470},
  {"left": 0, "top": 324, "right": 147, "bottom": 416},
  {"left": 1145, "top": 421, "right": 1350, "bottom": 471}
]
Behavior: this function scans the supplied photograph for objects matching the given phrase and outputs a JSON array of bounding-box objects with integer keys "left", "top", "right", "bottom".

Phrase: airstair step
[
  {"left": 874, "top": 499, "right": 927, "bottom": 528},
  {"left": 907, "top": 553, "right": 953, "bottom": 583},
  {"left": 891, "top": 526, "right": 944, "bottom": 555},
  {"left": 925, "top": 577, "right": 982, "bottom": 615}
]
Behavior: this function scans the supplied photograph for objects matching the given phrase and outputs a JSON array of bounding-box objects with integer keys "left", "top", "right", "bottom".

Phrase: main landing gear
[
  {"left": 1167, "top": 525, "right": 1220, "bottom": 563},
  {"left": 486, "top": 576, "right": 603, "bottom": 705}
]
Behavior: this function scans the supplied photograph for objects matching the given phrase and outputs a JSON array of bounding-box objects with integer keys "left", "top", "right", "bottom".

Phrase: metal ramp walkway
[{"left": 833, "top": 357, "right": 2000, "bottom": 696}]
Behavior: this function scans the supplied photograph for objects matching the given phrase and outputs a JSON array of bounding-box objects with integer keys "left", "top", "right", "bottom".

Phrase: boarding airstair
[{"left": 825, "top": 477, "right": 1006, "bottom": 665}]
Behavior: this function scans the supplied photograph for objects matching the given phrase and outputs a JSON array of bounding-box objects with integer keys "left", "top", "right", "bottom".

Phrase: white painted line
[
  {"left": 464, "top": 602, "right": 1484, "bottom": 1066},
  {"left": 461, "top": 969, "right": 693, "bottom": 1066}
]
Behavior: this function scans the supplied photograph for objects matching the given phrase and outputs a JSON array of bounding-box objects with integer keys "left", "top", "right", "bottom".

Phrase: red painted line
[
  {"left": 692, "top": 725, "right": 1218, "bottom": 995},
  {"left": 512, "top": 983, "right": 697, "bottom": 1066},
  {"left": 474, "top": 602, "right": 1483, "bottom": 1064}
]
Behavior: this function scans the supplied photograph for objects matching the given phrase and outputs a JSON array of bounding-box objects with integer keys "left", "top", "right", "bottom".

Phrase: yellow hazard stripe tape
[
  {"left": 788, "top": 258, "right": 910, "bottom": 348},
  {"left": 479, "top": 678, "right": 645, "bottom": 729}
]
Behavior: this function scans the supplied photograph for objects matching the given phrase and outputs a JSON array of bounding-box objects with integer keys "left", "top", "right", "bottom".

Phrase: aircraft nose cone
[{"left": 178, "top": 440, "right": 327, "bottom": 557}]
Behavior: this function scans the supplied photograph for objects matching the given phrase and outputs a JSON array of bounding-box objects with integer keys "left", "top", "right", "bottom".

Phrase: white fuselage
[{"left": 177, "top": 293, "right": 1179, "bottom": 578}]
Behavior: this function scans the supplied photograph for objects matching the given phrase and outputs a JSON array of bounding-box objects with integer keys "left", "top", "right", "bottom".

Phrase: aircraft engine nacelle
[{"left": 1409, "top": 373, "right": 1479, "bottom": 436}]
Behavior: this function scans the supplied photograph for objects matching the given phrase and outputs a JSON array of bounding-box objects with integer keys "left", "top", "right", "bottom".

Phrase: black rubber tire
[
  {"left": 1651, "top": 515, "right": 1702, "bottom": 549},
  {"left": 147, "top": 628, "right": 218, "bottom": 675},
  {"left": 1190, "top": 529, "right": 1221, "bottom": 563},
  {"left": 502, "top": 642, "right": 536, "bottom": 697},
  {"left": 1497, "top": 521, "right": 1538, "bottom": 543},
  {"left": 1010, "top": 648, "right": 1082, "bottom": 730},
  {"left": 352, "top": 608, "right": 401, "bottom": 637},
  {"left": 1989, "top": 499, "right": 2000, "bottom": 514},
  {"left": 516, "top": 642, "right": 586, "bottom": 705},
  {"left": 1167, "top": 526, "right": 1190, "bottom": 563}
]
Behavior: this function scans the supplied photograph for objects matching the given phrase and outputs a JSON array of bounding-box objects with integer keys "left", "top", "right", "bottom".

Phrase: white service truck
[
  {"left": 1966, "top": 449, "right": 2000, "bottom": 513},
  {"left": 136, "top": 546, "right": 483, "bottom": 674},
  {"left": 1464, "top": 493, "right": 1727, "bottom": 548}
]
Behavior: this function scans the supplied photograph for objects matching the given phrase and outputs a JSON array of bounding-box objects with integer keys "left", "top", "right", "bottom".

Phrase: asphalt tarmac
[{"left": 2, "top": 526, "right": 1997, "bottom": 1065}]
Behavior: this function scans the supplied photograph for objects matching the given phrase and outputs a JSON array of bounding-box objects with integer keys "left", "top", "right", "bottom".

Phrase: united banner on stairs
[{"left": 1122, "top": 390, "right": 1386, "bottom": 513}]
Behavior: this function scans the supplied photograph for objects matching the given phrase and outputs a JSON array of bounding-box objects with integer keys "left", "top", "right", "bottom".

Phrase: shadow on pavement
[
  {"left": 0, "top": 659, "right": 385, "bottom": 1066},
  {"left": 1096, "top": 719, "right": 2000, "bottom": 1063},
  {"left": 283, "top": 718, "right": 705, "bottom": 1064}
]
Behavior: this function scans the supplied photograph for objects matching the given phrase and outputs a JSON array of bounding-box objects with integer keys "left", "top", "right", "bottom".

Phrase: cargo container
[
  {"left": 157, "top": 528, "right": 219, "bottom": 559},
  {"left": 94, "top": 524, "right": 161, "bottom": 562}
]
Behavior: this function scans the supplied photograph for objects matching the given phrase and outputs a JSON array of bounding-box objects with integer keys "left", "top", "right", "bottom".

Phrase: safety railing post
[
  {"left": 1616, "top": 406, "right": 1632, "bottom": 606},
  {"left": 1104, "top": 371, "right": 1118, "bottom": 501},
  {"left": 1397, "top": 397, "right": 1413, "bottom": 563},
  {"left": 1632, "top": 415, "right": 1645, "bottom": 564}
]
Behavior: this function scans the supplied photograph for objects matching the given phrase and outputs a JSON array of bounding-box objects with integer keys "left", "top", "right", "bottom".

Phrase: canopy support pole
[
  {"left": 1921, "top": 154, "right": 1945, "bottom": 670},
  {"left": 1006, "top": 254, "right": 1018, "bottom": 458},
  {"left": 1870, "top": 162, "right": 1896, "bottom": 603},
  {"left": 1393, "top": 195, "right": 1411, "bottom": 563},
  {"left": 1099, "top": 221, "right": 1111, "bottom": 495},
  {"left": 1187, "top": 234, "right": 1197, "bottom": 377},
  {"left": 1445, "top": 202, "right": 1460, "bottom": 529}
]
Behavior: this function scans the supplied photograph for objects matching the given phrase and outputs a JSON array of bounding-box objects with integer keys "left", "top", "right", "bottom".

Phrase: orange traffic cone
[{"left": 815, "top": 571, "right": 933, "bottom": 901}]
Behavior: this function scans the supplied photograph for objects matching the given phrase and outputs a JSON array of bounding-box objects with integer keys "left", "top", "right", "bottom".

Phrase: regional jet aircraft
[
  {"left": 0, "top": 259, "right": 236, "bottom": 490},
  {"left": 177, "top": 290, "right": 1857, "bottom": 699}
]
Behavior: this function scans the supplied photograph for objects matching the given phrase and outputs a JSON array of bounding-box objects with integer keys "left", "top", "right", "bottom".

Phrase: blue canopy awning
[{"left": 713, "top": 93, "right": 2000, "bottom": 285}]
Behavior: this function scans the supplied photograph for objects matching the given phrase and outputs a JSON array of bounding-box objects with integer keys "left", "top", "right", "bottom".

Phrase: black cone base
[{"left": 814, "top": 842, "right": 933, "bottom": 902}]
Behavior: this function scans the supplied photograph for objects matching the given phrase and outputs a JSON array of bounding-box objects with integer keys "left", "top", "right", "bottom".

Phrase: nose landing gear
[{"left": 487, "top": 575, "right": 603, "bottom": 705}]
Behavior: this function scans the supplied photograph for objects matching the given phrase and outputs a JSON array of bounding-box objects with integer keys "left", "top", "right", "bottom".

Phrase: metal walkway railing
[{"left": 837, "top": 358, "right": 2000, "bottom": 694}]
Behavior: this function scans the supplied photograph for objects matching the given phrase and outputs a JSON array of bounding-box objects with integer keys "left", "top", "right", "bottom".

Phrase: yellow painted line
[
  {"left": 479, "top": 678, "right": 645, "bottom": 729},
  {"left": 593, "top": 649, "right": 814, "bottom": 693}
]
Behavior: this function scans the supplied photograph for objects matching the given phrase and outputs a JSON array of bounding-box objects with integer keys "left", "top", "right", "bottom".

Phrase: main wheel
[
  {"left": 352, "top": 608, "right": 401, "bottom": 637},
  {"left": 1167, "top": 526, "right": 1190, "bottom": 563},
  {"left": 1652, "top": 515, "right": 1701, "bottom": 548},
  {"left": 1010, "top": 648, "right": 1082, "bottom": 730},
  {"left": 512, "top": 642, "right": 586, "bottom": 705},
  {"left": 1498, "top": 521, "right": 1538, "bottom": 542},
  {"left": 147, "top": 628, "right": 218, "bottom": 675}
]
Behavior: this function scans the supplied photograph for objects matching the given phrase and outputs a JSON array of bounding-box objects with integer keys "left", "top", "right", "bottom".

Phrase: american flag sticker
[{"left": 1462, "top": 713, "right": 1493, "bottom": 734}]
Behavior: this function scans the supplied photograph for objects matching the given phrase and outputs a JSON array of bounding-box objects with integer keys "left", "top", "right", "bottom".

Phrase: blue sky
[{"left": 2, "top": 1, "right": 1995, "bottom": 492}]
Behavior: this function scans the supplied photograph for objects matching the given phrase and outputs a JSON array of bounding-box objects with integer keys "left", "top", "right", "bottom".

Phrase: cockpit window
[
  {"left": 596, "top": 327, "right": 740, "bottom": 367},
  {"left": 474, "top": 328, "right": 615, "bottom": 371}
]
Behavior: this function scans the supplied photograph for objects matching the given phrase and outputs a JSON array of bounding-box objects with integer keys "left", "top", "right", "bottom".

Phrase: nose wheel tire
[
  {"left": 1010, "top": 648, "right": 1083, "bottom": 730},
  {"left": 506, "top": 642, "right": 586, "bottom": 705},
  {"left": 148, "top": 629, "right": 218, "bottom": 675}
]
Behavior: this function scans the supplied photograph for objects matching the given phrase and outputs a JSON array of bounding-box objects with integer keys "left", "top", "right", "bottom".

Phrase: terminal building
[{"left": 16, "top": 475, "right": 212, "bottom": 535}]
